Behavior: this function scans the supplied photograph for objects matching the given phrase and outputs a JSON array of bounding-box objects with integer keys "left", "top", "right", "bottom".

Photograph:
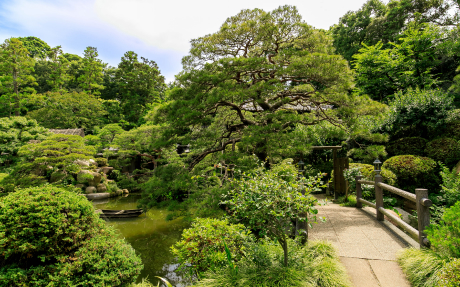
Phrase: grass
[
  {"left": 191, "top": 239, "right": 352, "bottom": 287},
  {"left": 335, "top": 194, "right": 357, "bottom": 207},
  {"left": 397, "top": 248, "right": 444, "bottom": 287}
]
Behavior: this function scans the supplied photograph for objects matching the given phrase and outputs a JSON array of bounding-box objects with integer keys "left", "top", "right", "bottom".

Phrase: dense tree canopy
[{"left": 158, "top": 6, "right": 382, "bottom": 170}]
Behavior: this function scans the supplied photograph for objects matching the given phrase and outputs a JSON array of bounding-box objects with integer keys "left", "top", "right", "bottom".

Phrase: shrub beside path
[{"left": 310, "top": 195, "right": 418, "bottom": 287}]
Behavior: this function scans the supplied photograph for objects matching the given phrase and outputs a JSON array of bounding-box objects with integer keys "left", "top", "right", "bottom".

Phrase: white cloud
[{"left": 94, "top": 0, "right": 377, "bottom": 53}]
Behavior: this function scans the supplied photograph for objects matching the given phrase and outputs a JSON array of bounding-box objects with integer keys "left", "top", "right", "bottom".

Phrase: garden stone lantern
[
  {"left": 373, "top": 159, "right": 382, "bottom": 175},
  {"left": 298, "top": 160, "right": 305, "bottom": 175}
]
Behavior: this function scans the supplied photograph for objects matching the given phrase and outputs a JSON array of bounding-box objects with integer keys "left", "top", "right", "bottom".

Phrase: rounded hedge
[
  {"left": 439, "top": 258, "right": 460, "bottom": 287},
  {"left": 425, "top": 137, "right": 460, "bottom": 166},
  {"left": 382, "top": 155, "right": 439, "bottom": 192},
  {"left": 0, "top": 186, "right": 142, "bottom": 286},
  {"left": 349, "top": 163, "right": 397, "bottom": 186},
  {"left": 386, "top": 137, "right": 428, "bottom": 157}
]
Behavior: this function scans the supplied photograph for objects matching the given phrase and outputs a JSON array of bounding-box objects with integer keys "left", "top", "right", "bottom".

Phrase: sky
[{"left": 0, "top": 0, "right": 387, "bottom": 83}]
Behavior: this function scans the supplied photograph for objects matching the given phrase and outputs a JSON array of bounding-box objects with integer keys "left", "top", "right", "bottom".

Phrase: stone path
[{"left": 309, "top": 195, "right": 418, "bottom": 287}]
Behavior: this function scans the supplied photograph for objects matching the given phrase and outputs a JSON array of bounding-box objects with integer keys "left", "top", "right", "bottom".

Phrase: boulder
[
  {"left": 101, "top": 167, "right": 114, "bottom": 175},
  {"left": 87, "top": 172, "right": 102, "bottom": 186},
  {"left": 123, "top": 189, "right": 129, "bottom": 195},
  {"left": 89, "top": 159, "right": 97, "bottom": 167},
  {"left": 116, "top": 189, "right": 123, "bottom": 196},
  {"left": 74, "top": 160, "right": 90, "bottom": 167},
  {"left": 77, "top": 170, "right": 93, "bottom": 183},
  {"left": 97, "top": 183, "right": 107, "bottom": 193},
  {"left": 50, "top": 171, "right": 66, "bottom": 183},
  {"left": 85, "top": 186, "right": 97, "bottom": 194}
]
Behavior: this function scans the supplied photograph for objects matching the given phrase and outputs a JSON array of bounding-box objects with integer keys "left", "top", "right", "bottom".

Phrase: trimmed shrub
[
  {"left": 425, "top": 137, "right": 460, "bottom": 166},
  {"left": 0, "top": 186, "right": 142, "bottom": 286},
  {"left": 386, "top": 137, "right": 427, "bottom": 157},
  {"left": 171, "top": 218, "right": 252, "bottom": 274},
  {"left": 382, "top": 155, "right": 439, "bottom": 192},
  {"left": 426, "top": 201, "right": 460, "bottom": 259},
  {"left": 439, "top": 258, "right": 460, "bottom": 287},
  {"left": 445, "top": 122, "right": 460, "bottom": 140}
]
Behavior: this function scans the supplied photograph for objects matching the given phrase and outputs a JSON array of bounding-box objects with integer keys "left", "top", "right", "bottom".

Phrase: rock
[
  {"left": 85, "top": 193, "right": 110, "bottom": 200},
  {"left": 116, "top": 189, "right": 123, "bottom": 196},
  {"left": 50, "top": 171, "right": 66, "bottom": 183},
  {"left": 77, "top": 170, "right": 93, "bottom": 183},
  {"left": 75, "top": 184, "right": 85, "bottom": 190},
  {"left": 123, "top": 189, "right": 129, "bottom": 194},
  {"left": 87, "top": 172, "right": 102, "bottom": 186},
  {"left": 89, "top": 159, "right": 97, "bottom": 167},
  {"left": 97, "top": 183, "right": 107, "bottom": 193},
  {"left": 85, "top": 186, "right": 97, "bottom": 194},
  {"left": 96, "top": 153, "right": 104, "bottom": 158},
  {"left": 74, "top": 160, "right": 90, "bottom": 167},
  {"left": 101, "top": 167, "right": 114, "bottom": 175}
]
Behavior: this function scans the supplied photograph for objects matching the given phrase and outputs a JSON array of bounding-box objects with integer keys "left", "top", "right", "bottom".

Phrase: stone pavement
[{"left": 309, "top": 195, "right": 418, "bottom": 287}]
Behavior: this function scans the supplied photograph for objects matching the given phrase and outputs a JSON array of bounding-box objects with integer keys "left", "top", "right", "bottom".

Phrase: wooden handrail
[
  {"left": 358, "top": 198, "right": 376, "bottom": 208},
  {"left": 377, "top": 182, "right": 416, "bottom": 202},
  {"left": 378, "top": 207, "right": 419, "bottom": 239},
  {"left": 357, "top": 180, "right": 375, "bottom": 185}
]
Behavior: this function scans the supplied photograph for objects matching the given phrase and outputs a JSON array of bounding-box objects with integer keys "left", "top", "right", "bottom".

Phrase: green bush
[
  {"left": 348, "top": 163, "right": 397, "bottom": 186},
  {"left": 439, "top": 258, "right": 460, "bottom": 287},
  {"left": 171, "top": 218, "right": 252, "bottom": 274},
  {"left": 426, "top": 202, "right": 460, "bottom": 259},
  {"left": 425, "top": 137, "right": 460, "bottom": 166},
  {"left": 386, "top": 137, "right": 428, "bottom": 157},
  {"left": 445, "top": 122, "right": 460, "bottom": 140},
  {"left": 95, "top": 157, "right": 108, "bottom": 167},
  {"left": 382, "top": 155, "right": 439, "bottom": 192},
  {"left": 397, "top": 248, "right": 443, "bottom": 287},
  {"left": 0, "top": 186, "right": 142, "bottom": 286}
]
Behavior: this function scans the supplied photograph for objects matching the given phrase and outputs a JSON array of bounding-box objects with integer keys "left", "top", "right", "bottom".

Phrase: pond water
[{"left": 92, "top": 194, "right": 191, "bottom": 286}]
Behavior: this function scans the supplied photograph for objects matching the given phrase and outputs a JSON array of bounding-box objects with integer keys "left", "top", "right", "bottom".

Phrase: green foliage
[
  {"left": 425, "top": 138, "right": 460, "bottom": 166},
  {"left": 171, "top": 218, "right": 252, "bottom": 274},
  {"left": 17, "top": 36, "right": 51, "bottom": 59},
  {"left": 426, "top": 202, "right": 460, "bottom": 259},
  {"left": 0, "top": 37, "right": 37, "bottom": 117},
  {"left": 222, "top": 159, "right": 322, "bottom": 266},
  {"left": 347, "top": 145, "right": 387, "bottom": 164},
  {"left": 397, "top": 248, "right": 443, "bottom": 287},
  {"left": 78, "top": 46, "right": 104, "bottom": 95},
  {"left": 382, "top": 155, "right": 438, "bottom": 192},
  {"left": 5, "top": 134, "right": 95, "bottom": 190},
  {"left": 386, "top": 137, "right": 428, "bottom": 157},
  {"left": 27, "top": 91, "right": 107, "bottom": 131},
  {"left": 0, "top": 116, "right": 49, "bottom": 159},
  {"left": 347, "top": 163, "right": 397, "bottom": 186},
  {"left": 98, "top": 123, "right": 125, "bottom": 148},
  {"left": 46, "top": 45, "right": 70, "bottom": 93},
  {"left": 116, "top": 51, "right": 165, "bottom": 125},
  {"left": 381, "top": 89, "right": 454, "bottom": 139},
  {"left": 192, "top": 239, "right": 351, "bottom": 287},
  {"left": 0, "top": 186, "right": 142, "bottom": 286},
  {"left": 353, "top": 24, "right": 444, "bottom": 100},
  {"left": 439, "top": 258, "right": 460, "bottom": 287}
]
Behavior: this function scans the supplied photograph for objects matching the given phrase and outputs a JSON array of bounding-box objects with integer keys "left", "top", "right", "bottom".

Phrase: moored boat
[{"left": 96, "top": 209, "right": 144, "bottom": 218}]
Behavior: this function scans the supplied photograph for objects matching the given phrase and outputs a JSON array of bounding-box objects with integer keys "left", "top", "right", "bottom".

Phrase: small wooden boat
[{"left": 96, "top": 209, "right": 144, "bottom": 218}]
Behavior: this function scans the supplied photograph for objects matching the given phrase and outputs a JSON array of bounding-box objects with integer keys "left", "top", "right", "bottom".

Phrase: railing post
[
  {"left": 416, "top": 188, "right": 431, "bottom": 248},
  {"left": 356, "top": 175, "right": 362, "bottom": 208},
  {"left": 375, "top": 174, "right": 384, "bottom": 221}
]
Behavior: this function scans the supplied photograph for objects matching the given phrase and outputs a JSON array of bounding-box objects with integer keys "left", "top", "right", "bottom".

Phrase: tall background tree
[
  {"left": 0, "top": 38, "right": 36, "bottom": 117},
  {"left": 115, "top": 51, "right": 165, "bottom": 126},
  {"left": 78, "top": 46, "right": 104, "bottom": 95}
]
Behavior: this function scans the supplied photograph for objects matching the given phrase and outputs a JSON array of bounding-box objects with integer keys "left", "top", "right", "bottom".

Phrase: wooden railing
[{"left": 355, "top": 175, "right": 431, "bottom": 248}]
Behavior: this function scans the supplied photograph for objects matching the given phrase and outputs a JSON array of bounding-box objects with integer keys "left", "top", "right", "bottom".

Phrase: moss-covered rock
[
  {"left": 425, "top": 137, "right": 460, "bottom": 166},
  {"left": 382, "top": 155, "right": 439, "bottom": 192},
  {"left": 386, "top": 137, "right": 428, "bottom": 157}
]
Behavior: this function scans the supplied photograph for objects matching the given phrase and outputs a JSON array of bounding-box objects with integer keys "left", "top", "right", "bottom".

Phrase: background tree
[
  {"left": 27, "top": 91, "right": 107, "bottom": 131},
  {"left": 116, "top": 51, "right": 165, "bottom": 126},
  {"left": 158, "top": 6, "right": 382, "bottom": 170},
  {"left": 78, "top": 46, "right": 104, "bottom": 95},
  {"left": 0, "top": 38, "right": 37, "bottom": 117},
  {"left": 17, "top": 36, "right": 51, "bottom": 59},
  {"left": 47, "top": 45, "right": 70, "bottom": 92}
]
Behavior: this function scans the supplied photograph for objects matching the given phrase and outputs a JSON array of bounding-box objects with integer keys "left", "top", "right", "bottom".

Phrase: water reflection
[{"left": 92, "top": 195, "right": 190, "bottom": 286}]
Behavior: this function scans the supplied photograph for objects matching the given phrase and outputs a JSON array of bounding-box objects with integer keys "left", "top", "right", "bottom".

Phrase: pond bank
[{"left": 91, "top": 194, "right": 191, "bottom": 286}]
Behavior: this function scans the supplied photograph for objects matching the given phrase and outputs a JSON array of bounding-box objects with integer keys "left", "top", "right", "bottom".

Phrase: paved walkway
[{"left": 309, "top": 195, "right": 418, "bottom": 287}]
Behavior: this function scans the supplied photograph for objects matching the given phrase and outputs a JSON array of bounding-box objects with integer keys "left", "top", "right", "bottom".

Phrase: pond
[{"left": 92, "top": 194, "right": 191, "bottom": 286}]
